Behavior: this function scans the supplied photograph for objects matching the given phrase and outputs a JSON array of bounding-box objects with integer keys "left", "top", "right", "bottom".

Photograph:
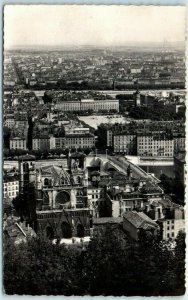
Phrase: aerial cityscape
[{"left": 3, "top": 5, "right": 186, "bottom": 296}]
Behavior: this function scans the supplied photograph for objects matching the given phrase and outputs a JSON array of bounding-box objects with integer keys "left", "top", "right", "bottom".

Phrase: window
[
  {"left": 44, "top": 178, "right": 49, "bottom": 186},
  {"left": 167, "top": 233, "right": 170, "bottom": 238},
  {"left": 171, "top": 232, "right": 174, "bottom": 237},
  {"left": 167, "top": 226, "right": 170, "bottom": 230}
]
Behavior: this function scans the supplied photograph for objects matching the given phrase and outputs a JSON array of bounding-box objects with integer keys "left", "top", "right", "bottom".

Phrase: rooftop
[{"left": 123, "top": 211, "right": 158, "bottom": 229}]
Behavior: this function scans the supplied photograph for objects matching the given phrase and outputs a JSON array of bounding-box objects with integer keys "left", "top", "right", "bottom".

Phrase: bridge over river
[
  {"left": 4, "top": 154, "right": 169, "bottom": 182},
  {"left": 125, "top": 156, "right": 174, "bottom": 166}
]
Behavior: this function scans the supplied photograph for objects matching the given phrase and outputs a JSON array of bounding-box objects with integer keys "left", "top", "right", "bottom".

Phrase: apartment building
[
  {"left": 157, "top": 207, "right": 185, "bottom": 240},
  {"left": 3, "top": 176, "right": 19, "bottom": 203},
  {"left": 32, "top": 136, "right": 50, "bottom": 151},
  {"left": 64, "top": 133, "right": 95, "bottom": 149},
  {"left": 4, "top": 115, "right": 15, "bottom": 129},
  {"left": 10, "top": 137, "right": 27, "bottom": 150},
  {"left": 113, "top": 133, "right": 137, "bottom": 154},
  {"left": 137, "top": 133, "right": 174, "bottom": 157}
]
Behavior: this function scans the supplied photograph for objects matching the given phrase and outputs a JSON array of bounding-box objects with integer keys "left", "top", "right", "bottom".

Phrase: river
[{"left": 140, "top": 165, "right": 175, "bottom": 179}]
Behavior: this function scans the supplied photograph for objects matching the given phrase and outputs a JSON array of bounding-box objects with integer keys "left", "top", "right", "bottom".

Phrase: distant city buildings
[
  {"left": 3, "top": 48, "right": 185, "bottom": 245},
  {"left": 98, "top": 121, "right": 185, "bottom": 157},
  {"left": 55, "top": 99, "right": 119, "bottom": 113}
]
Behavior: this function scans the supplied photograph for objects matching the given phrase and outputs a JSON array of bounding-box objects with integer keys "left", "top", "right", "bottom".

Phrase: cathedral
[
  {"left": 18, "top": 152, "right": 136, "bottom": 240},
  {"left": 18, "top": 153, "right": 91, "bottom": 239}
]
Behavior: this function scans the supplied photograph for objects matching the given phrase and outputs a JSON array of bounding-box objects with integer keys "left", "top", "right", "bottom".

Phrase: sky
[{"left": 4, "top": 5, "right": 186, "bottom": 48}]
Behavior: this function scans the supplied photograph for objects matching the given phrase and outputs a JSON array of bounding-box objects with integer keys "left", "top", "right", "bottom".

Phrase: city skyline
[{"left": 4, "top": 5, "right": 186, "bottom": 49}]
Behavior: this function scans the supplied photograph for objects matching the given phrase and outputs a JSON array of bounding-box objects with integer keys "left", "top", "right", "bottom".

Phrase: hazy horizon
[
  {"left": 4, "top": 5, "right": 186, "bottom": 49},
  {"left": 5, "top": 40, "right": 185, "bottom": 48}
]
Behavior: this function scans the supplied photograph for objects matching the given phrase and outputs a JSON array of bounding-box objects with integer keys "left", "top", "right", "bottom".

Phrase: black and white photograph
[{"left": 3, "top": 4, "right": 186, "bottom": 296}]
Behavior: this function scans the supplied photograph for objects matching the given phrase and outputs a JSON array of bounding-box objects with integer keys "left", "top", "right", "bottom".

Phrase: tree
[
  {"left": 3, "top": 225, "right": 185, "bottom": 296},
  {"left": 4, "top": 237, "right": 82, "bottom": 295},
  {"left": 82, "top": 228, "right": 178, "bottom": 296},
  {"left": 81, "top": 225, "right": 130, "bottom": 296},
  {"left": 172, "top": 231, "right": 186, "bottom": 295}
]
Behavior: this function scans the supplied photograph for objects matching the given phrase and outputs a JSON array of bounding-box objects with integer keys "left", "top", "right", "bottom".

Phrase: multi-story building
[
  {"left": 32, "top": 136, "right": 50, "bottom": 151},
  {"left": 64, "top": 133, "right": 95, "bottom": 150},
  {"left": 113, "top": 133, "right": 137, "bottom": 154},
  {"left": 173, "top": 133, "right": 185, "bottom": 154},
  {"left": 10, "top": 137, "right": 27, "bottom": 150},
  {"left": 87, "top": 186, "right": 104, "bottom": 217},
  {"left": 3, "top": 176, "right": 19, "bottom": 203},
  {"left": 55, "top": 99, "right": 119, "bottom": 112},
  {"left": 157, "top": 207, "right": 185, "bottom": 240},
  {"left": 4, "top": 115, "right": 15, "bottom": 129},
  {"left": 89, "top": 99, "right": 119, "bottom": 112},
  {"left": 55, "top": 100, "right": 81, "bottom": 112},
  {"left": 50, "top": 136, "right": 65, "bottom": 150},
  {"left": 137, "top": 133, "right": 174, "bottom": 157}
]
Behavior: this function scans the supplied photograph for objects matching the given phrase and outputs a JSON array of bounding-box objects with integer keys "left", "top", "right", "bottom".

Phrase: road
[
  {"left": 108, "top": 156, "right": 150, "bottom": 180},
  {"left": 4, "top": 159, "right": 67, "bottom": 170}
]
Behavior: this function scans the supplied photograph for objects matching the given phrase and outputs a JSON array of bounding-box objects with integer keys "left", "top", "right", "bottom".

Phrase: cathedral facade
[{"left": 18, "top": 153, "right": 91, "bottom": 239}]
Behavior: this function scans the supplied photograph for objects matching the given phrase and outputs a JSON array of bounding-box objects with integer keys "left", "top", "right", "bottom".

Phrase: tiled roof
[{"left": 123, "top": 211, "right": 158, "bottom": 229}]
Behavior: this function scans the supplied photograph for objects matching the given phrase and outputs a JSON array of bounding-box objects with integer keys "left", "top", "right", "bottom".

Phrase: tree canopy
[{"left": 4, "top": 226, "right": 185, "bottom": 296}]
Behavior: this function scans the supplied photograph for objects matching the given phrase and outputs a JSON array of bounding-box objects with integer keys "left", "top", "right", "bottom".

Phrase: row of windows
[
  {"left": 4, "top": 181, "right": 18, "bottom": 186},
  {"left": 66, "top": 138, "right": 94, "bottom": 142},
  {"left": 167, "top": 220, "right": 174, "bottom": 224},
  {"left": 57, "top": 105, "right": 118, "bottom": 110},
  {"left": 114, "top": 137, "right": 135, "bottom": 141},
  {"left": 10, "top": 141, "right": 26, "bottom": 145},
  {"left": 92, "top": 195, "right": 99, "bottom": 199},
  {"left": 167, "top": 232, "right": 174, "bottom": 238},
  {"left": 10, "top": 146, "right": 26, "bottom": 149},
  {"left": 138, "top": 146, "right": 173, "bottom": 150},
  {"left": 167, "top": 225, "right": 174, "bottom": 230},
  {"left": 122, "top": 200, "right": 141, "bottom": 205},
  {"left": 4, "top": 191, "right": 18, "bottom": 197},
  {"left": 139, "top": 153, "right": 173, "bottom": 157},
  {"left": 4, "top": 186, "right": 18, "bottom": 191},
  {"left": 66, "top": 142, "right": 94, "bottom": 146},
  {"left": 124, "top": 207, "right": 132, "bottom": 212}
]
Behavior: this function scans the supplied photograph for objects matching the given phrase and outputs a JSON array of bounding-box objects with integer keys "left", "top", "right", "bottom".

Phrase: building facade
[
  {"left": 10, "top": 137, "right": 27, "bottom": 150},
  {"left": 3, "top": 177, "right": 19, "bottom": 203},
  {"left": 64, "top": 133, "right": 95, "bottom": 150},
  {"left": 55, "top": 99, "right": 119, "bottom": 112},
  {"left": 137, "top": 134, "right": 174, "bottom": 157},
  {"left": 32, "top": 136, "right": 50, "bottom": 151},
  {"left": 113, "top": 133, "right": 137, "bottom": 154}
]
